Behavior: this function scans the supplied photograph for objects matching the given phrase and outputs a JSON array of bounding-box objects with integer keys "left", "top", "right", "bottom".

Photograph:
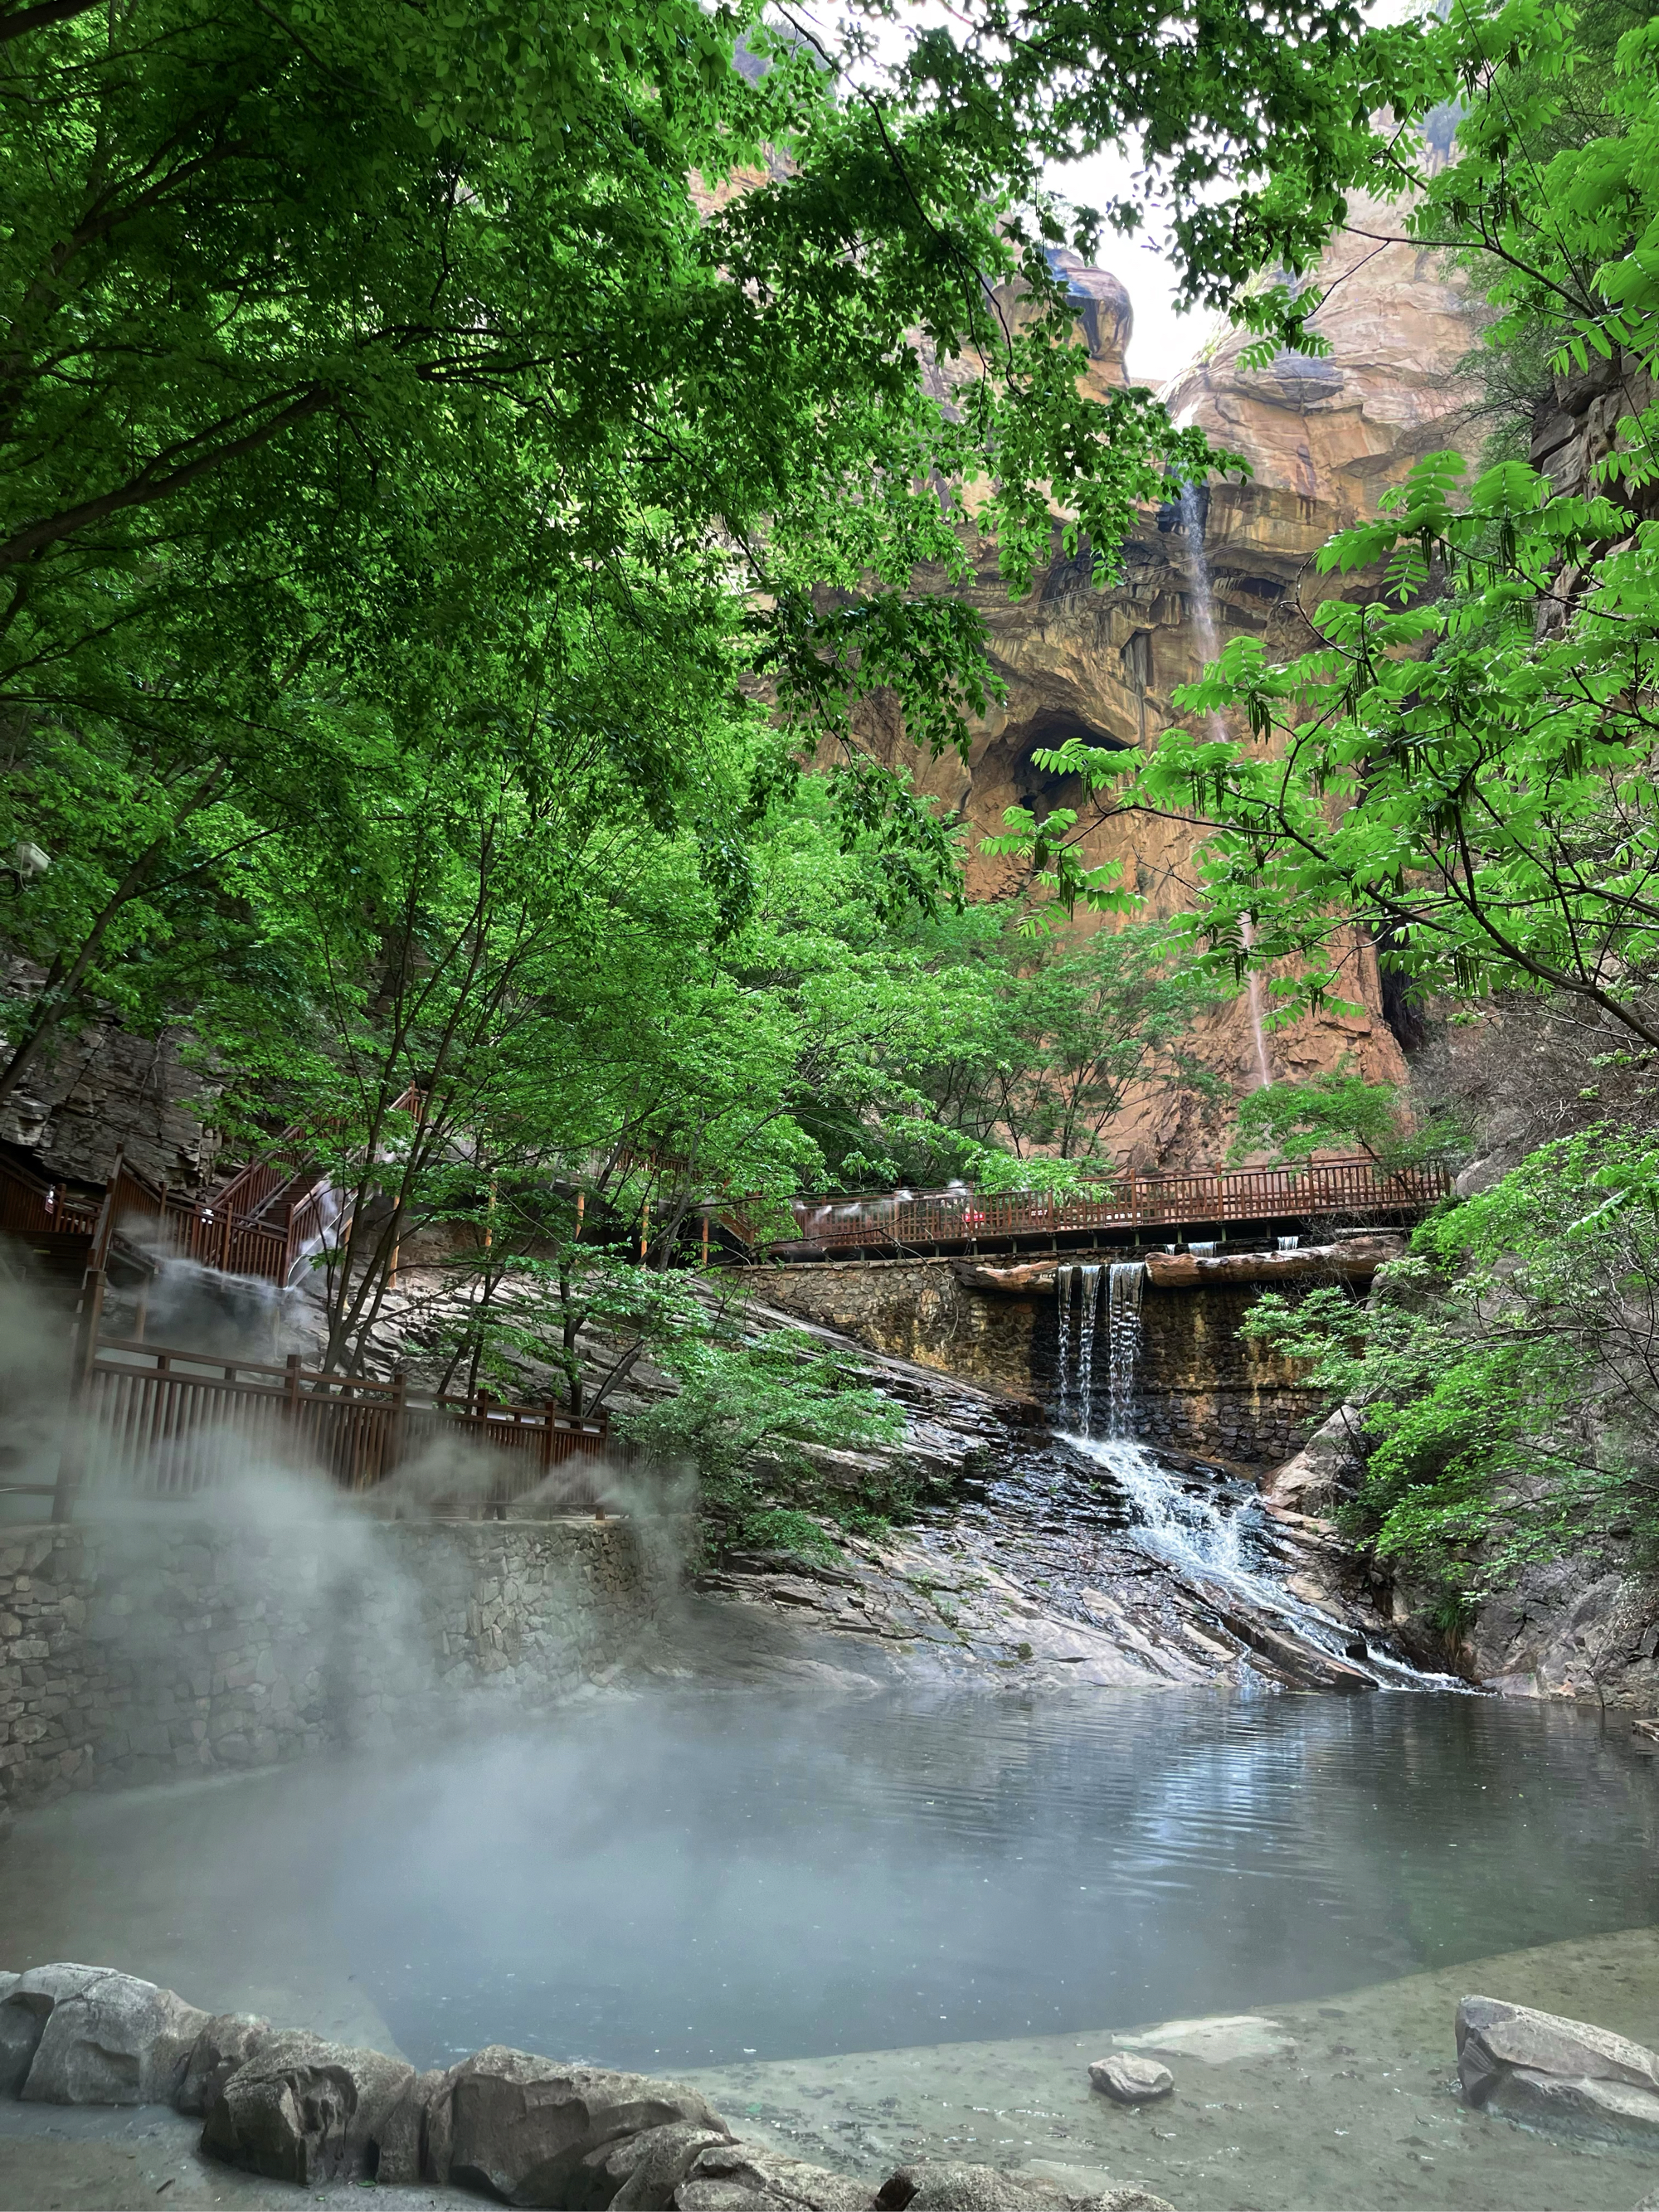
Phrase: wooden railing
[
  {"left": 0, "top": 1141, "right": 338, "bottom": 1288},
  {"left": 725, "top": 1155, "right": 1452, "bottom": 1260},
  {"left": 0, "top": 1150, "right": 100, "bottom": 1244},
  {"left": 56, "top": 1339, "right": 617, "bottom": 1516}
]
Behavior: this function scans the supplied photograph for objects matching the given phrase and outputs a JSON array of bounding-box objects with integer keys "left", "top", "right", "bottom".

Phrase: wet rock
[
  {"left": 674, "top": 2140, "right": 872, "bottom": 2209},
  {"left": 416, "top": 2064, "right": 458, "bottom": 2180},
  {"left": 375, "top": 2073, "right": 428, "bottom": 2187},
  {"left": 198, "top": 2028, "right": 415, "bottom": 2185},
  {"left": 18, "top": 1964, "right": 209, "bottom": 2105},
  {"left": 874, "top": 2165, "right": 1175, "bottom": 2211},
  {"left": 1088, "top": 2054, "right": 1174, "bottom": 2104},
  {"left": 173, "top": 2011, "right": 269, "bottom": 2117},
  {"left": 438, "top": 2045, "right": 726, "bottom": 2204},
  {"left": 1457, "top": 1996, "right": 1659, "bottom": 2139},
  {"left": 578, "top": 2121, "right": 732, "bottom": 2208},
  {"left": 0, "top": 1971, "right": 31, "bottom": 2095}
]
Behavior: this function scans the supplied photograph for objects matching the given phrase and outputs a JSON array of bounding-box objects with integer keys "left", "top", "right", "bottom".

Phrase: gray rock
[
  {"left": 173, "top": 2013, "right": 270, "bottom": 2117},
  {"left": 2, "top": 1964, "right": 82, "bottom": 2095},
  {"left": 19, "top": 1965, "right": 209, "bottom": 2105},
  {"left": 873, "top": 2170, "right": 1173, "bottom": 2212},
  {"left": 198, "top": 2029, "right": 415, "bottom": 2185},
  {"left": 375, "top": 2073, "right": 428, "bottom": 2186},
  {"left": 674, "top": 2141, "right": 873, "bottom": 2210},
  {"left": 1484, "top": 2065, "right": 1659, "bottom": 2143},
  {"left": 418, "top": 2064, "right": 459, "bottom": 2181},
  {"left": 875, "top": 2168, "right": 1065, "bottom": 2210},
  {"left": 576, "top": 2122, "right": 733, "bottom": 2209},
  {"left": 1457, "top": 1996, "right": 1659, "bottom": 2105},
  {"left": 1087, "top": 2054, "right": 1174, "bottom": 2105},
  {"left": 441, "top": 2045, "right": 726, "bottom": 2206}
]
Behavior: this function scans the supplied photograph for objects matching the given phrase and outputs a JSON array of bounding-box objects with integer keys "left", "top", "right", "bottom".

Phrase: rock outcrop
[
  {"left": 0, "top": 1962, "right": 1180, "bottom": 2210},
  {"left": 1457, "top": 1994, "right": 1659, "bottom": 2143},
  {"left": 197, "top": 2028, "right": 416, "bottom": 2185}
]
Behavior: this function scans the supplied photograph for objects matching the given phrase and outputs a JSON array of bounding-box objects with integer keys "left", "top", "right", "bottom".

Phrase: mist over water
[{"left": 11, "top": 1689, "right": 1658, "bottom": 2076}]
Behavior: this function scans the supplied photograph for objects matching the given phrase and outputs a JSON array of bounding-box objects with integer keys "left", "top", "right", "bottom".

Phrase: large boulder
[
  {"left": 24, "top": 1967, "right": 209, "bottom": 2106},
  {"left": 435, "top": 2047, "right": 727, "bottom": 2206},
  {"left": 874, "top": 2166, "right": 1173, "bottom": 2211},
  {"left": 2, "top": 1963, "right": 208, "bottom": 2104},
  {"left": 1, "top": 1964, "right": 85, "bottom": 2096},
  {"left": 198, "top": 2028, "right": 415, "bottom": 2185},
  {"left": 673, "top": 2141, "right": 872, "bottom": 2210},
  {"left": 1457, "top": 1995, "right": 1659, "bottom": 2142},
  {"left": 575, "top": 2121, "right": 732, "bottom": 2209},
  {"left": 173, "top": 2012, "right": 270, "bottom": 2117}
]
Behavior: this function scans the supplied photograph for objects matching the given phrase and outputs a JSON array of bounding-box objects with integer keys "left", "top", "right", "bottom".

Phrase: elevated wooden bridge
[{"left": 719, "top": 1155, "right": 1452, "bottom": 1264}]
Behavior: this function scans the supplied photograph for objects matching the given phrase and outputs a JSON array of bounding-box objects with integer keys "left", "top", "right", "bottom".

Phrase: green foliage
[
  {"left": 616, "top": 1325, "right": 907, "bottom": 1559},
  {"left": 1244, "top": 1125, "right": 1659, "bottom": 1607},
  {"left": 1228, "top": 1073, "right": 1461, "bottom": 1168}
]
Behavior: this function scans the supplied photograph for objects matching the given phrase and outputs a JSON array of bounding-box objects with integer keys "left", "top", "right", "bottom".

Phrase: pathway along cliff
[{"left": 702, "top": 1266, "right": 1454, "bottom": 1698}]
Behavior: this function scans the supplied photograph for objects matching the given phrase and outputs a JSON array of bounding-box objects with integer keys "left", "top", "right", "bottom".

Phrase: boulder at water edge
[
  {"left": 173, "top": 2010, "right": 270, "bottom": 2117},
  {"left": 1457, "top": 1995, "right": 1659, "bottom": 2142},
  {"left": 198, "top": 2027, "right": 415, "bottom": 2185},
  {"left": 674, "top": 2139, "right": 874, "bottom": 2209},
  {"left": 0, "top": 1962, "right": 209, "bottom": 2105},
  {"left": 434, "top": 2045, "right": 727, "bottom": 2205},
  {"left": 874, "top": 2165, "right": 1175, "bottom": 2211},
  {"left": 574, "top": 2119, "right": 732, "bottom": 2207},
  {"left": 1088, "top": 2054, "right": 1175, "bottom": 2104}
]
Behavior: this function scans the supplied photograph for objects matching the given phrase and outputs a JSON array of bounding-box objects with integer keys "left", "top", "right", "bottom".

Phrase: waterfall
[
  {"left": 1179, "top": 480, "right": 1272, "bottom": 1091},
  {"left": 1189, "top": 1240, "right": 1218, "bottom": 1257},
  {"left": 1054, "top": 1265, "right": 1076, "bottom": 1427},
  {"left": 1104, "top": 1262, "right": 1146, "bottom": 1438},
  {"left": 1073, "top": 1263, "right": 1103, "bottom": 1437}
]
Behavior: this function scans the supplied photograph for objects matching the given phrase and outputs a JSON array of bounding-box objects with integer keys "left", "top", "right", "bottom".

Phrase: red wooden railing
[
  {"left": 0, "top": 1139, "right": 339, "bottom": 1288},
  {"left": 725, "top": 1155, "right": 1452, "bottom": 1259},
  {"left": 60, "top": 1339, "right": 616, "bottom": 1514}
]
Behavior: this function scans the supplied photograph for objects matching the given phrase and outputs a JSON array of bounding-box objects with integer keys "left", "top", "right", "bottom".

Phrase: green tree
[{"left": 1246, "top": 1126, "right": 1659, "bottom": 1607}]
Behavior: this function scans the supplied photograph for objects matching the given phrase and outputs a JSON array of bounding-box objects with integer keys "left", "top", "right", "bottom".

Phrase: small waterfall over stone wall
[
  {"left": 1052, "top": 1248, "right": 1453, "bottom": 1689},
  {"left": 1053, "top": 1259, "right": 1145, "bottom": 1440}
]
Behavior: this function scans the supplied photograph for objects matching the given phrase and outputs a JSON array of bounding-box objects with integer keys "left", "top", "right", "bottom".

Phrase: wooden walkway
[
  {"left": 721, "top": 1156, "right": 1452, "bottom": 1263},
  {"left": 6, "top": 1335, "right": 615, "bottom": 1521},
  {"left": 0, "top": 1137, "right": 336, "bottom": 1290}
]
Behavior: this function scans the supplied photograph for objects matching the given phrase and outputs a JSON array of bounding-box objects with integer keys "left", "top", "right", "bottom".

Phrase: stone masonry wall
[
  {"left": 0, "top": 1514, "right": 664, "bottom": 1830},
  {"left": 749, "top": 1262, "right": 1321, "bottom": 1468}
]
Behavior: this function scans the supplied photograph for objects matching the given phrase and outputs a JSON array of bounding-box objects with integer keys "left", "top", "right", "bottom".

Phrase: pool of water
[
  {"left": 8, "top": 1687, "right": 1657, "bottom": 2081},
  {"left": 347, "top": 1691, "right": 1659, "bottom": 2071}
]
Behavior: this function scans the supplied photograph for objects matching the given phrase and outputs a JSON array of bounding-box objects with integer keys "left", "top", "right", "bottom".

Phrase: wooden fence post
[
  {"left": 388, "top": 1369, "right": 406, "bottom": 1480},
  {"left": 52, "top": 1267, "right": 106, "bottom": 1524}
]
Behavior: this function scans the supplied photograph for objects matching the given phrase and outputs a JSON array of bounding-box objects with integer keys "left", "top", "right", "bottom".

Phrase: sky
[{"left": 1048, "top": 148, "right": 1221, "bottom": 388}]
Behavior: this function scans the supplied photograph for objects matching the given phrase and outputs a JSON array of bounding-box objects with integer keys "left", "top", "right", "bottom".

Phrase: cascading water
[
  {"left": 1054, "top": 1237, "right": 1457, "bottom": 1691},
  {"left": 1053, "top": 1265, "right": 1076, "bottom": 1427},
  {"left": 1073, "top": 1264, "right": 1102, "bottom": 1435},
  {"left": 1277, "top": 1235, "right": 1300, "bottom": 1252},
  {"left": 1179, "top": 481, "right": 1273, "bottom": 1092},
  {"left": 1103, "top": 1262, "right": 1145, "bottom": 1439}
]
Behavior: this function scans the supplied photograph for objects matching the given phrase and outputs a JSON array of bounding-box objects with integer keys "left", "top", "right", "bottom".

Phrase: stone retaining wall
[
  {"left": 748, "top": 1261, "right": 1321, "bottom": 1466},
  {"left": 0, "top": 1513, "right": 664, "bottom": 1829}
]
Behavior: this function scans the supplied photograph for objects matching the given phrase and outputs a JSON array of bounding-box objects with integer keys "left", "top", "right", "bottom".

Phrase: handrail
[{"left": 725, "top": 1155, "right": 1452, "bottom": 1258}]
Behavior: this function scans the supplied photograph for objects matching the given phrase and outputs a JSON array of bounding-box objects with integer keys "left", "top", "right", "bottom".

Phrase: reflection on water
[
  {"left": 332, "top": 1692, "right": 1658, "bottom": 2071},
  {"left": 6, "top": 1689, "right": 1658, "bottom": 2086}
]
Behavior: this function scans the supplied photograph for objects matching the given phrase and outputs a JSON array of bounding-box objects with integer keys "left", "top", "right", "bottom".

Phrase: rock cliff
[{"left": 858, "top": 192, "right": 1491, "bottom": 1169}]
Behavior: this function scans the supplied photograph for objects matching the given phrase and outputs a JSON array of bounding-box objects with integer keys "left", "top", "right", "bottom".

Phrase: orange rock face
[{"left": 863, "top": 200, "right": 1492, "bottom": 1170}]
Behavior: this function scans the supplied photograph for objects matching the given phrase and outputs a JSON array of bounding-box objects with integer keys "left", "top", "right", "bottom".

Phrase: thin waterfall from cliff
[{"left": 1179, "top": 482, "right": 1272, "bottom": 1091}]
